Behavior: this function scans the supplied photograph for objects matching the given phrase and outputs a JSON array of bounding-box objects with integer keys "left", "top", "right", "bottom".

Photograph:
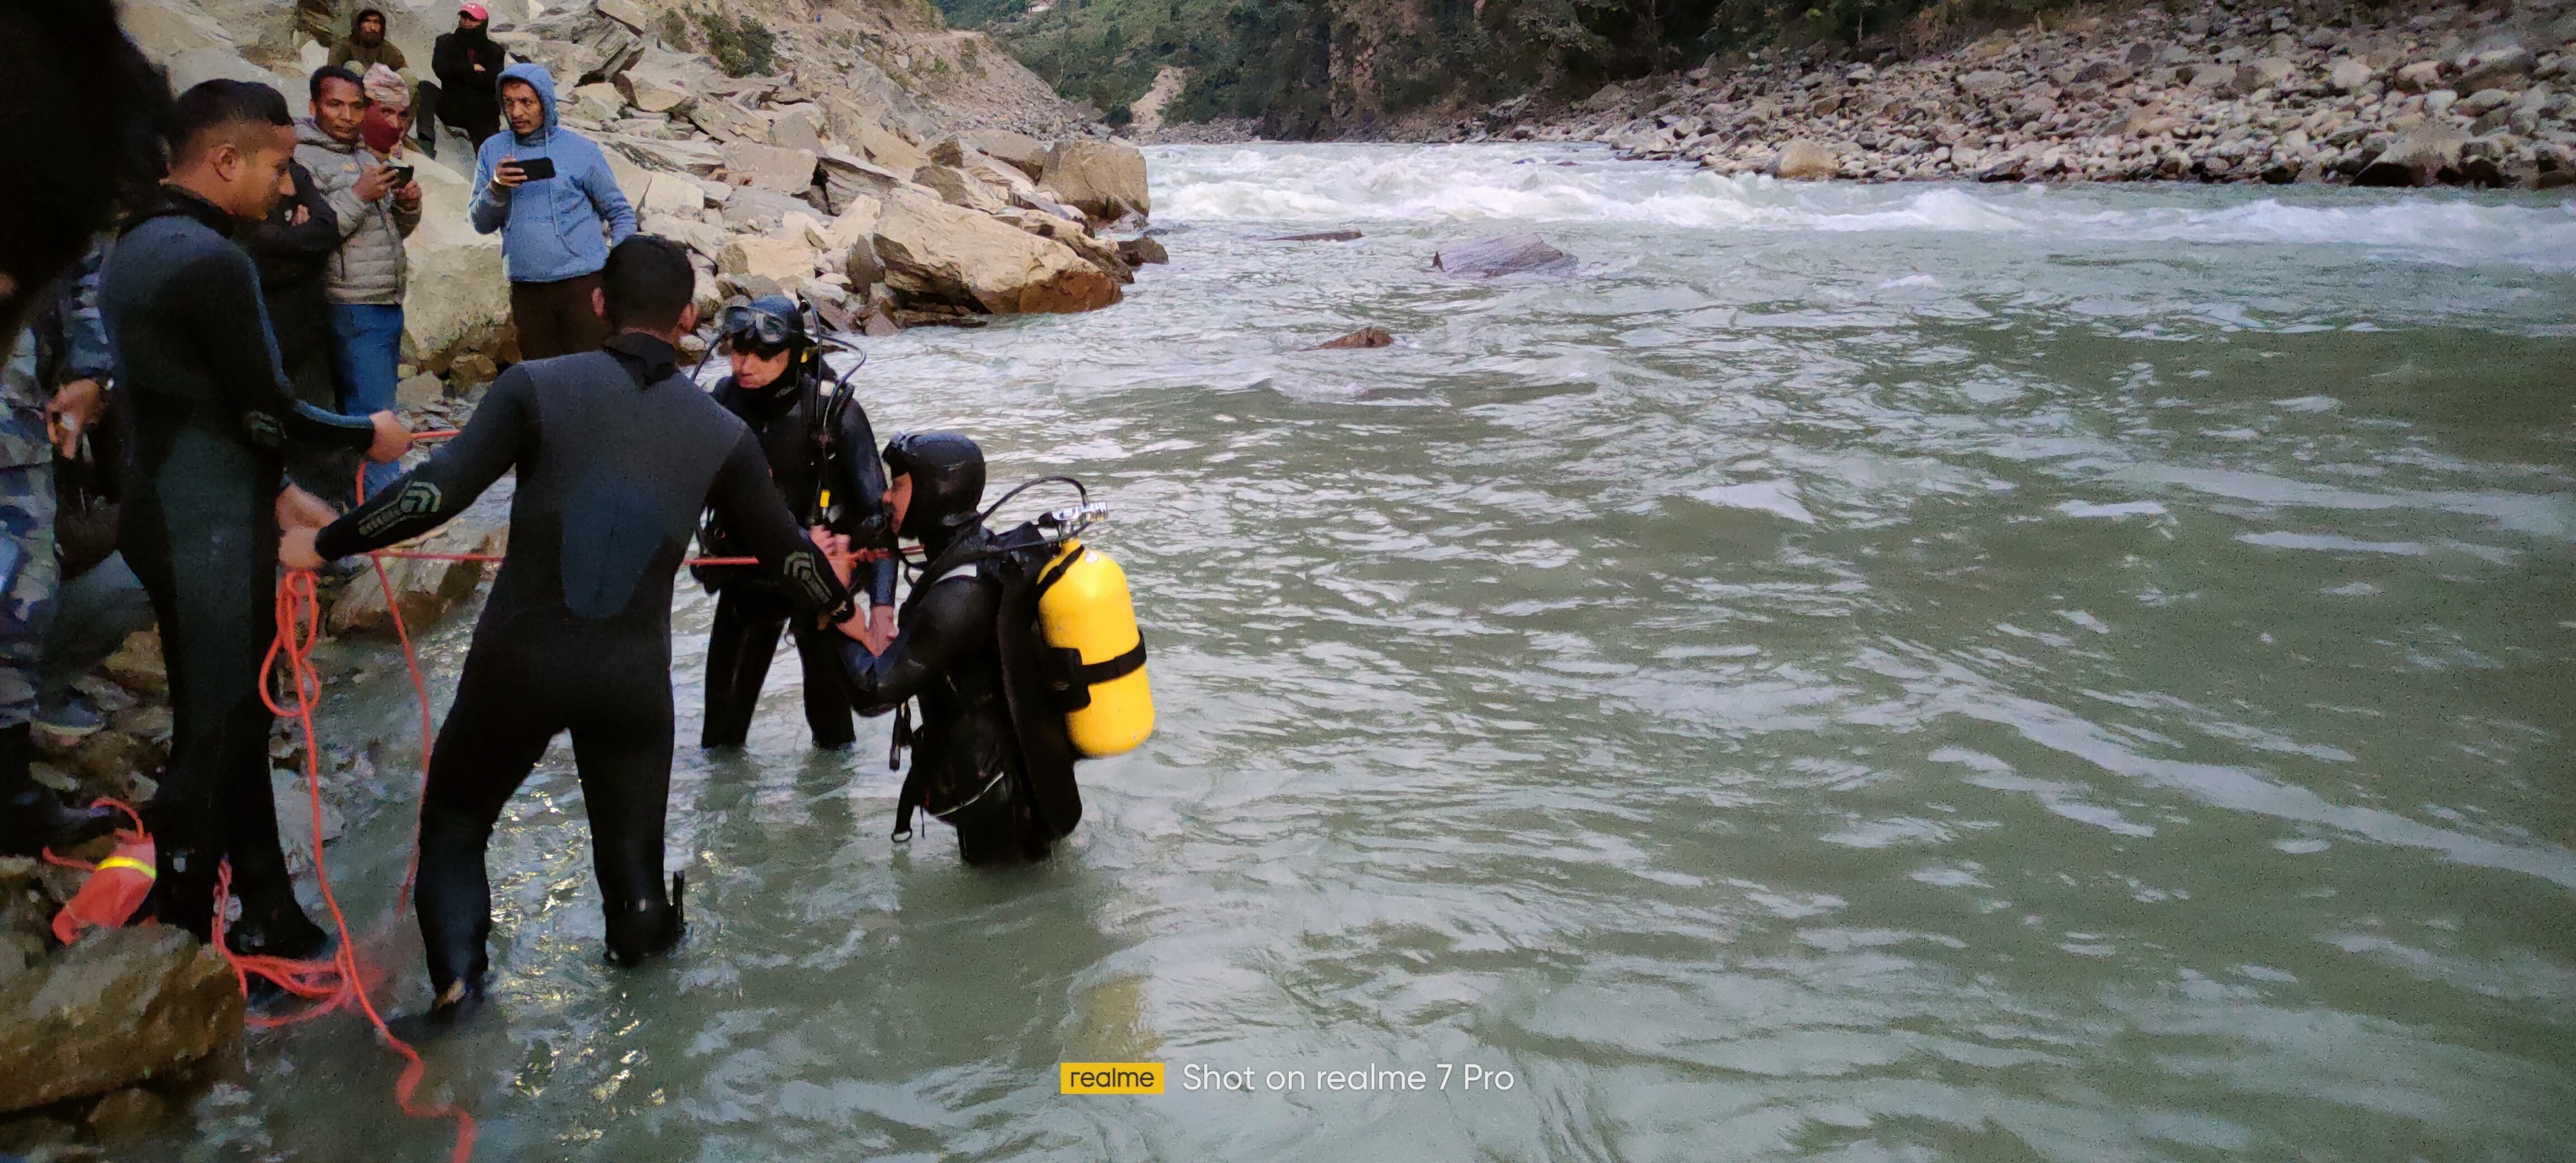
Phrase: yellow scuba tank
[{"left": 1037, "top": 539, "right": 1154, "bottom": 757}]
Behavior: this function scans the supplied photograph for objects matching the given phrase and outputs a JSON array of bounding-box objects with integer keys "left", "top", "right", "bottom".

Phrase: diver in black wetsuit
[
  {"left": 100, "top": 80, "right": 414, "bottom": 954},
  {"left": 694, "top": 296, "right": 897, "bottom": 750},
  {"left": 833, "top": 433, "right": 1061, "bottom": 865},
  {"left": 287, "top": 236, "right": 855, "bottom": 1014}
]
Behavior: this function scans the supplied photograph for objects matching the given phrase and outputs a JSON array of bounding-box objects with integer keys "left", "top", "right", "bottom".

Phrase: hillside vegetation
[{"left": 938, "top": 0, "right": 2064, "bottom": 135}]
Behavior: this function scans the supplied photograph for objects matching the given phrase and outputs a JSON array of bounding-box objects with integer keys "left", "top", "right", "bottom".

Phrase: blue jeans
[{"left": 328, "top": 303, "right": 404, "bottom": 498}]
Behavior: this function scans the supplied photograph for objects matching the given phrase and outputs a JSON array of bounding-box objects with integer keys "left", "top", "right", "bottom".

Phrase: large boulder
[
  {"left": 719, "top": 237, "right": 821, "bottom": 287},
  {"left": 0, "top": 927, "right": 242, "bottom": 1116},
  {"left": 1771, "top": 139, "right": 1838, "bottom": 180},
  {"left": 683, "top": 97, "right": 770, "bottom": 145},
  {"left": 640, "top": 172, "right": 705, "bottom": 217},
  {"left": 1433, "top": 233, "right": 1575, "bottom": 277},
  {"left": 844, "top": 116, "right": 931, "bottom": 176},
  {"left": 721, "top": 142, "right": 819, "bottom": 195},
  {"left": 2355, "top": 127, "right": 2466, "bottom": 186},
  {"left": 401, "top": 162, "right": 509, "bottom": 375},
  {"left": 818, "top": 151, "right": 912, "bottom": 215},
  {"left": 870, "top": 193, "right": 1121, "bottom": 315},
  {"left": 966, "top": 129, "right": 1050, "bottom": 180},
  {"left": 325, "top": 512, "right": 510, "bottom": 637},
  {"left": 913, "top": 163, "right": 1009, "bottom": 215},
  {"left": 1039, "top": 140, "right": 1150, "bottom": 226},
  {"left": 615, "top": 62, "right": 699, "bottom": 115},
  {"left": 768, "top": 107, "right": 828, "bottom": 155}
]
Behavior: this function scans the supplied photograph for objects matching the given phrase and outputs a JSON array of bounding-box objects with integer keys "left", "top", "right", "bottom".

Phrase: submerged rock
[
  {"left": 1315, "top": 326, "right": 1395, "bottom": 349},
  {"left": 1116, "top": 236, "right": 1170, "bottom": 266},
  {"left": 0, "top": 927, "right": 243, "bottom": 1116},
  {"left": 1433, "top": 233, "right": 1575, "bottom": 277},
  {"left": 1272, "top": 229, "right": 1362, "bottom": 242}
]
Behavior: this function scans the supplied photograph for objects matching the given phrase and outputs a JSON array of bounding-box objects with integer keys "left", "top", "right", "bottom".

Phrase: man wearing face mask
[{"left": 694, "top": 297, "right": 897, "bottom": 750}]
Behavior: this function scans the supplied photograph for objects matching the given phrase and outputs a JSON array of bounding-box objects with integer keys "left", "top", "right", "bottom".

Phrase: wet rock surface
[
  {"left": 0, "top": 927, "right": 244, "bottom": 1116},
  {"left": 1433, "top": 233, "right": 1576, "bottom": 277}
]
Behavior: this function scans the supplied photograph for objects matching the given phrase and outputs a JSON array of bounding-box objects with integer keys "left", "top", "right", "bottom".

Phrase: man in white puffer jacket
[{"left": 295, "top": 64, "right": 420, "bottom": 496}]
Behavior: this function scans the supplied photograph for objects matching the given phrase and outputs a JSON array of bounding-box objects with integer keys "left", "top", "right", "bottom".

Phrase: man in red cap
[{"left": 424, "top": 3, "right": 505, "bottom": 153}]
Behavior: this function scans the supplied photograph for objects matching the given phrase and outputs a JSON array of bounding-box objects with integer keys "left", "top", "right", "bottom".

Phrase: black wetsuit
[
  {"left": 99, "top": 188, "right": 382, "bottom": 952},
  {"left": 697, "top": 362, "right": 895, "bottom": 749},
  {"left": 314, "top": 332, "right": 852, "bottom": 997},
  {"left": 839, "top": 524, "right": 1048, "bottom": 864}
]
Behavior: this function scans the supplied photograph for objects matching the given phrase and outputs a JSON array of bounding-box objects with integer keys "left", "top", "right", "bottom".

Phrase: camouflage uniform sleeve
[{"left": 58, "top": 239, "right": 112, "bottom": 385}]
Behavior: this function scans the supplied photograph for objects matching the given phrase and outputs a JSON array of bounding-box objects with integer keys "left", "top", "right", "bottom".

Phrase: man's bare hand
[
  {"left": 490, "top": 157, "right": 526, "bottom": 190},
  {"left": 45, "top": 378, "right": 103, "bottom": 458},
  {"left": 864, "top": 605, "right": 896, "bottom": 655},
  {"left": 366, "top": 410, "right": 413, "bottom": 464},
  {"left": 289, "top": 203, "right": 311, "bottom": 226},
  {"left": 812, "top": 527, "right": 854, "bottom": 586},
  {"left": 277, "top": 485, "right": 335, "bottom": 532},
  {"left": 355, "top": 163, "right": 396, "bottom": 201},
  {"left": 395, "top": 179, "right": 423, "bottom": 211},
  {"left": 280, "top": 527, "right": 326, "bottom": 572}
]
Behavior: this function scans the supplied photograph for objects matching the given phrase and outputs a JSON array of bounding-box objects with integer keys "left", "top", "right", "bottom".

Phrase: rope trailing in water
[
  {"left": 215, "top": 564, "right": 476, "bottom": 1163},
  {"left": 189, "top": 424, "right": 880, "bottom": 1161}
]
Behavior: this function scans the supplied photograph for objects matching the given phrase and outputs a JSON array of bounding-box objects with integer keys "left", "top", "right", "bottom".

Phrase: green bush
[{"left": 688, "top": 6, "right": 778, "bottom": 77}]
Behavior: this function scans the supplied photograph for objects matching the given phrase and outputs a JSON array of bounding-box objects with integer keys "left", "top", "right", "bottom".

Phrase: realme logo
[{"left": 1060, "top": 1062, "right": 1163, "bottom": 1095}]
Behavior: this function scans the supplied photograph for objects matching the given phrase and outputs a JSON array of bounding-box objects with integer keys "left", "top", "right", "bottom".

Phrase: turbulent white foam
[{"left": 1150, "top": 143, "right": 2576, "bottom": 270}]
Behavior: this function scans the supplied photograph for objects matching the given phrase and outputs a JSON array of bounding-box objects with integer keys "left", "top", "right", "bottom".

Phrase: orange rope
[
  {"left": 215, "top": 567, "right": 476, "bottom": 1162},
  {"left": 36, "top": 799, "right": 146, "bottom": 871}
]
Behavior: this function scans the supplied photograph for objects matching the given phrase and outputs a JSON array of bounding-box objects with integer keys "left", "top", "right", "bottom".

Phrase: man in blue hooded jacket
[{"left": 469, "top": 63, "right": 635, "bottom": 359}]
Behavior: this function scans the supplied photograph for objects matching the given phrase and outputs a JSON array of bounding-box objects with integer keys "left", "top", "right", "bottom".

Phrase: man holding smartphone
[
  {"left": 297, "top": 64, "right": 421, "bottom": 497},
  {"left": 469, "top": 62, "right": 635, "bottom": 359}
]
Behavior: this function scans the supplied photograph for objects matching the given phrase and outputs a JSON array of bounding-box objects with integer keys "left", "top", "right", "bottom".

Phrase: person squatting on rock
[
  {"left": 100, "top": 80, "right": 414, "bottom": 954},
  {"left": 696, "top": 297, "right": 900, "bottom": 750},
  {"left": 426, "top": 3, "right": 507, "bottom": 154},
  {"left": 283, "top": 236, "right": 858, "bottom": 1018},
  {"left": 0, "top": 0, "right": 165, "bottom": 856},
  {"left": 299, "top": 64, "right": 422, "bottom": 501},
  {"left": 830, "top": 434, "right": 1074, "bottom": 867},
  {"left": 470, "top": 62, "right": 635, "bottom": 361}
]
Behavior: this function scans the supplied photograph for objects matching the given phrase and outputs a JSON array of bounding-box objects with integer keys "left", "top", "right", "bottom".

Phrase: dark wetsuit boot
[{"left": 416, "top": 804, "right": 494, "bottom": 1010}]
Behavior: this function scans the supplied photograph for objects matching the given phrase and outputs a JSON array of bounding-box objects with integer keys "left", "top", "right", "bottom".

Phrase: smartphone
[
  {"left": 514, "top": 156, "right": 556, "bottom": 181},
  {"left": 384, "top": 165, "right": 414, "bottom": 187}
]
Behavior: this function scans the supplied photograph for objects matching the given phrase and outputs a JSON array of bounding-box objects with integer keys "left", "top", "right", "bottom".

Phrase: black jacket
[
  {"left": 699, "top": 359, "right": 897, "bottom": 607},
  {"left": 240, "top": 161, "right": 342, "bottom": 410},
  {"left": 431, "top": 30, "right": 507, "bottom": 120}
]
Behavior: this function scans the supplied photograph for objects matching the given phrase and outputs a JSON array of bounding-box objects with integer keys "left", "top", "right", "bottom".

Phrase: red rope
[
  {"left": 203, "top": 420, "right": 870, "bottom": 1161},
  {"left": 216, "top": 566, "right": 476, "bottom": 1162}
]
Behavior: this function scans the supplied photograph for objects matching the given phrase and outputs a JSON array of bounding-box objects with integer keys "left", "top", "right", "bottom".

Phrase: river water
[{"left": 156, "top": 145, "right": 2576, "bottom": 1161}]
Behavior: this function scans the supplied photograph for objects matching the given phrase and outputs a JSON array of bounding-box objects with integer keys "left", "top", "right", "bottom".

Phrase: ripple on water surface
[{"left": 173, "top": 145, "right": 2575, "bottom": 1163}]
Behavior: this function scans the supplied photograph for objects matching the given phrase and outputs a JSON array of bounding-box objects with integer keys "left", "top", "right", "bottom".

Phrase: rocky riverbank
[
  {"left": 127, "top": 0, "right": 1165, "bottom": 405},
  {"left": 1438, "top": 0, "right": 2576, "bottom": 189}
]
